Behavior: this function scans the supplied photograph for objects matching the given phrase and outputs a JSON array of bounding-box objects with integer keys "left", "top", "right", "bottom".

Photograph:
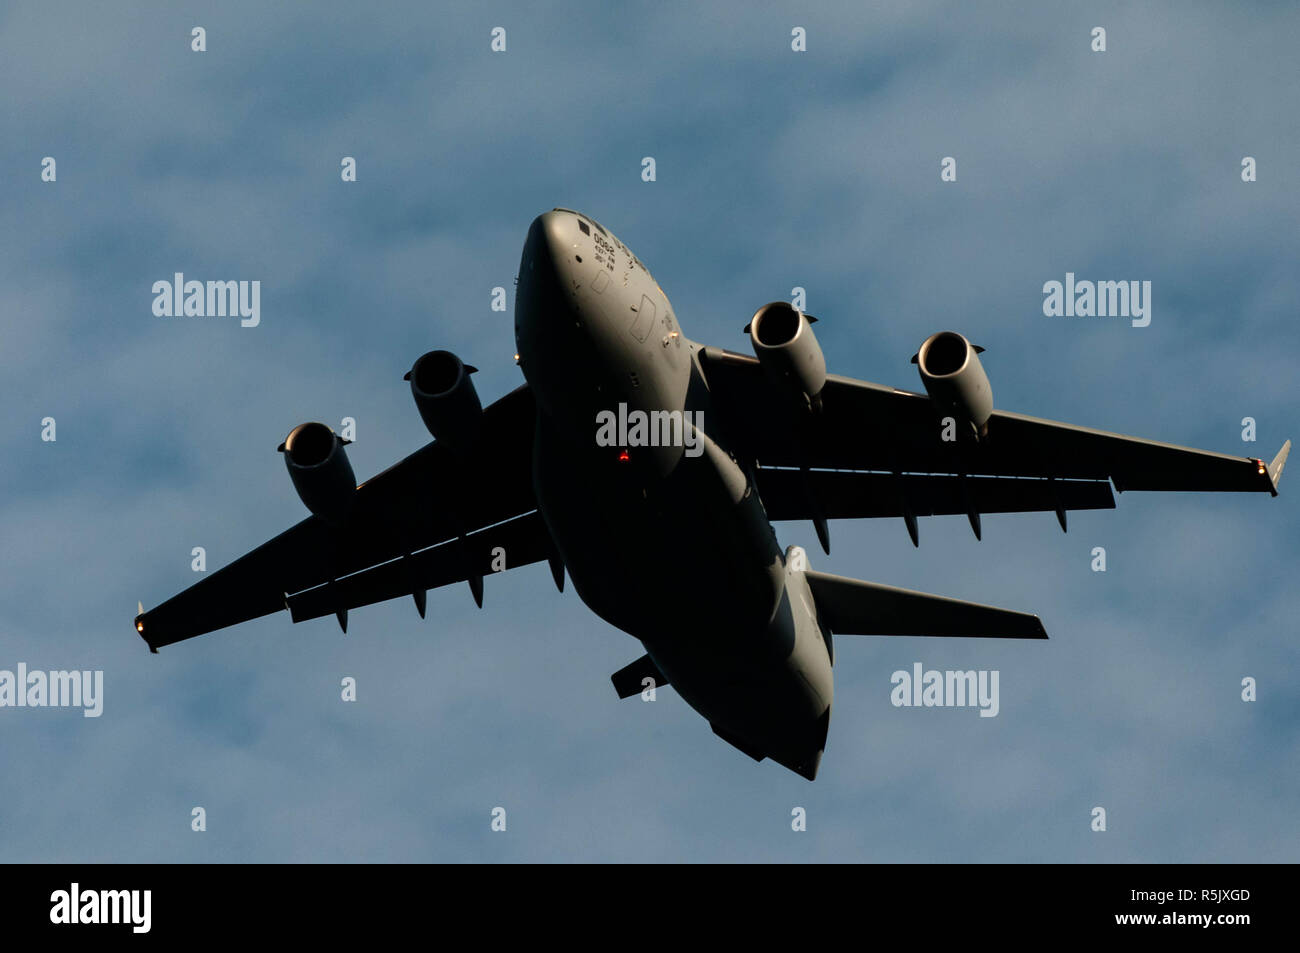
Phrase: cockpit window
[{"left": 552, "top": 207, "right": 606, "bottom": 237}]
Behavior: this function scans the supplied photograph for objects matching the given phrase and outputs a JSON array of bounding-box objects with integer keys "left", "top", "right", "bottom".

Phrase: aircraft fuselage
[{"left": 514, "top": 209, "right": 832, "bottom": 779}]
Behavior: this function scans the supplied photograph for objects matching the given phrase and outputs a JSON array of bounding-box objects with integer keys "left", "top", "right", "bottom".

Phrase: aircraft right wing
[
  {"left": 285, "top": 510, "right": 561, "bottom": 627},
  {"left": 135, "top": 385, "right": 547, "bottom": 650}
]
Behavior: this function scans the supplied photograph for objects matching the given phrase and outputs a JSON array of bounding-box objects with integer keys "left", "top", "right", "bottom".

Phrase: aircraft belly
[
  {"left": 534, "top": 415, "right": 832, "bottom": 775},
  {"left": 646, "top": 562, "right": 834, "bottom": 775},
  {"left": 538, "top": 461, "right": 775, "bottom": 640},
  {"left": 533, "top": 402, "right": 777, "bottom": 619}
]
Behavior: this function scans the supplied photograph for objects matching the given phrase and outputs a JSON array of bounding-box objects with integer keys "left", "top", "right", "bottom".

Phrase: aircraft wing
[
  {"left": 284, "top": 511, "right": 559, "bottom": 627},
  {"left": 757, "top": 469, "right": 1117, "bottom": 521},
  {"left": 700, "top": 348, "right": 1288, "bottom": 521},
  {"left": 135, "top": 385, "right": 545, "bottom": 650}
]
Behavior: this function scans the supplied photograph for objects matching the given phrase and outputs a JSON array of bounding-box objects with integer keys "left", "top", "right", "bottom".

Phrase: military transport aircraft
[{"left": 135, "top": 209, "right": 1290, "bottom": 780}]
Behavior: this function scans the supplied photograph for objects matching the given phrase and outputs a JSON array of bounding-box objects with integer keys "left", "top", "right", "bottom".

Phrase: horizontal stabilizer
[
  {"left": 804, "top": 570, "right": 1047, "bottom": 639},
  {"left": 611, "top": 654, "right": 669, "bottom": 699}
]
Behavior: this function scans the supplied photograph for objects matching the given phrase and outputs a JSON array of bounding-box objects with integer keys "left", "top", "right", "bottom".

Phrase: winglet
[{"left": 1267, "top": 439, "right": 1290, "bottom": 496}]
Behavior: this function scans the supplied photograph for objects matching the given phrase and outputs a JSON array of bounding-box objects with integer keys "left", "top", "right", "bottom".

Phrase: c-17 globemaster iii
[{"left": 136, "top": 209, "right": 1290, "bottom": 780}]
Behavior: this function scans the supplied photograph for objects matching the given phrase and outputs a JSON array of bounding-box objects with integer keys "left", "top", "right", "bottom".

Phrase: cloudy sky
[{"left": 1, "top": 1, "right": 1296, "bottom": 861}]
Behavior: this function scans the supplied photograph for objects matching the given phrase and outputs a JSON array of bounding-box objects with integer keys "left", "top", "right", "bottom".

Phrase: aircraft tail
[{"left": 803, "top": 570, "right": 1047, "bottom": 640}]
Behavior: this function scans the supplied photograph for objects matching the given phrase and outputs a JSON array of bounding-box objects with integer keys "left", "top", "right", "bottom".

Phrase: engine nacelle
[
  {"left": 279, "top": 422, "right": 356, "bottom": 524},
  {"left": 913, "top": 331, "right": 993, "bottom": 438},
  {"left": 747, "top": 302, "right": 827, "bottom": 413},
  {"left": 405, "top": 350, "right": 482, "bottom": 452}
]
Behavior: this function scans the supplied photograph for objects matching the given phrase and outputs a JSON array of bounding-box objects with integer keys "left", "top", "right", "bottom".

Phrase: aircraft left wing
[
  {"left": 699, "top": 348, "right": 1288, "bottom": 518},
  {"left": 135, "top": 385, "right": 543, "bottom": 651}
]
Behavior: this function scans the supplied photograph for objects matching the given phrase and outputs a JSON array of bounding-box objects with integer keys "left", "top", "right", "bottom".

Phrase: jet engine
[
  {"left": 278, "top": 422, "right": 356, "bottom": 524},
  {"left": 747, "top": 302, "right": 826, "bottom": 413},
  {"left": 913, "top": 330, "right": 993, "bottom": 439},
  {"left": 405, "top": 350, "right": 482, "bottom": 452}
]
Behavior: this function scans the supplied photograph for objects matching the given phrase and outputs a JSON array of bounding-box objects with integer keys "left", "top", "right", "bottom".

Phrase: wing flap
[
  {"left": 758, "top": 469, "right": 1114, "bottom": 521},
  {"left": 286, "top": 511, "right": 553, "bottom": 624},
  {"left": 804, "top": 569, "right": 1047, "bottom": 639}
]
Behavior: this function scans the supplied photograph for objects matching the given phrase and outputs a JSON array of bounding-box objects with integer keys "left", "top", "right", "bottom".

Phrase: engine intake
[
  {"left": 279, "top": 422, "right": 356, "bottom": 524},
  {"left": 747, "top": 302, "right": 826, "bottom": 413},
  {"left": 406, "top": 350, "right": 482, "bottom": 452},
  {"left": 914, "top": 331, "right": 993, "bottom": 438}
]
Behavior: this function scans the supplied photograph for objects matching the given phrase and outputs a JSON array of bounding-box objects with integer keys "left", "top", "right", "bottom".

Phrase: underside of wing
[
  {"left": 136, "top": 384, "right": 540, "bottom": 650},
  {"left": 700, "top": 347, "right": 1286, "bottom": 510},
  {"left": 286, "top": 511, "right": 558, "bottom": 627},
  {"left": 758, "top": 468, "right": 1115, "bottom": 522}
]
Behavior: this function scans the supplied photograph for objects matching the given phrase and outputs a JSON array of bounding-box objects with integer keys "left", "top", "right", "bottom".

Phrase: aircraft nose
[
  {"left": 516, "top": 212, "right": 586, "bottom": 384},
  {"left": 523, "top": 210, "right": 579, "bottom": 289}
]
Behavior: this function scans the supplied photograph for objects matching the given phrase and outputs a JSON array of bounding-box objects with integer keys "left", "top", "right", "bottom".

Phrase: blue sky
[{"left": 1, "top": 1, "right": 1296, "bottom": 861}]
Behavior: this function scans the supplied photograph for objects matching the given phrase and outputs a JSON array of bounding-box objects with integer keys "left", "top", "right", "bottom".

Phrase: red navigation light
[{"left": 618, "top": 449, "right": 630, "bottom": 463}]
